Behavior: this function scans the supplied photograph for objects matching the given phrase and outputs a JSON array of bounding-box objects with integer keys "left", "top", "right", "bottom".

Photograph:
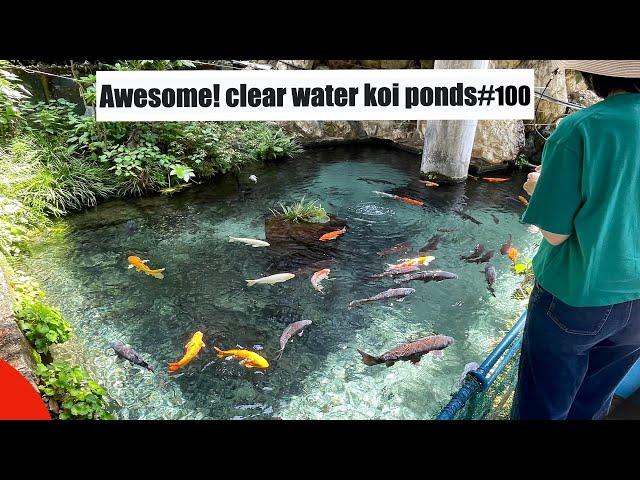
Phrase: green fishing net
[{"left": 451, "top": 350, "right": 521, "bottom": 420}]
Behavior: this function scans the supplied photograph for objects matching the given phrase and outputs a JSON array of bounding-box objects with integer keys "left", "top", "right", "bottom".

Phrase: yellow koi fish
[
  {"left": 214, "top": 347, "right": 269, "bottom": 369},
  {"left": 168, "top": 331, "right": 205, "bottom": 373},
  {"left": 389, "top": 255, "right": 435, "bottom": 270},
  {"left": 128, "top": 255, "right": 165, "bottom": 279}
]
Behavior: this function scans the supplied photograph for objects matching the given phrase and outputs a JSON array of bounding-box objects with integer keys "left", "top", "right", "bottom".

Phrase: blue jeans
[{"left": 512, "top": 282, "right": 640, "bottom": 419}]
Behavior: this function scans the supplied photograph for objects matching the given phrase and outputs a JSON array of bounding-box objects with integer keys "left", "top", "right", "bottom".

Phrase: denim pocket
[{"left": 547, "top": 295, "right": 613, "bottom": 335}]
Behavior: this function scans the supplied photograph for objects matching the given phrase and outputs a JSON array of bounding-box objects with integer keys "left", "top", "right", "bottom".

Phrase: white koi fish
[
  {"left": 229, "top": 236, "right": 270, "bottom": 248},
  {"left": 246, "top": 273, "right": 295, "bottom": 286}
]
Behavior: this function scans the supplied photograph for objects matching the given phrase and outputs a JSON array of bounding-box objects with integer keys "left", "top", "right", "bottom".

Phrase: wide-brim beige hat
[{"left": 553, "top": 60, "right": 640, "bottom": 78}]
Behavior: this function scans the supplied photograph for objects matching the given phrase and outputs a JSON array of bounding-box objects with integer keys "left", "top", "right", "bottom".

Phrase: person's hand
[{"left": 523, "top": 166, "right": 541, "bottom": 196}]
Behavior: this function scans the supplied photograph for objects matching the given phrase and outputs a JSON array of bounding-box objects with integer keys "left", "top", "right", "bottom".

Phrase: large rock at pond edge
[
  {"left": 0, "top": 269, "right": 38, "bottom": 390},
  {"left": 274, "top": 60, "right": 314, "bottom": 70},
  {"left": 324, "top": 60, "right": 360, "bottom": 69},
  {"left": 360, "top": 60, "right": 382, "bottom": 69},
  {"left": 276, "top": 121, "right": 360, "bottom": 140},
  {"left": 472, "top": 120, "right": 525, "bottom": 164},
  {"left": 276, "top": 120, "right": 422, "bottom": 146},
  {"left": 379, "top": 60, "right": 412, "bottom": 69},
  {"left": 490, "top": 60, "right": 522, "bottom": 70},
  {"left": 521, "top": 60, "right": 568, "bottom": 124},
  {"left": 360, "top": 120, "right": 420, "bottom": 144}
]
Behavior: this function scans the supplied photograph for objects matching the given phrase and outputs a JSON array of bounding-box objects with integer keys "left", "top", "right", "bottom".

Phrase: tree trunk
[{"left": 420, "top": 60, "right": 490, "bottom": 183}]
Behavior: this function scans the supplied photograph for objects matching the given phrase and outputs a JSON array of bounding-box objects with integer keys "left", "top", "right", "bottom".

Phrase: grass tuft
[{"left": 270, "top": 197, "right": 329, "bottom": 224}]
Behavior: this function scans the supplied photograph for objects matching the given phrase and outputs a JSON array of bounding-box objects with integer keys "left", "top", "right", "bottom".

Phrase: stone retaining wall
[{"left": 0, "top": 265, "right": 38, "bottom": 390}]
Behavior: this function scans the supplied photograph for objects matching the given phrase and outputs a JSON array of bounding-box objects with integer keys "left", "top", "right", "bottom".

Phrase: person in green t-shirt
[{"left": 512, "top": 61, "right": 640, "bottom": 419}]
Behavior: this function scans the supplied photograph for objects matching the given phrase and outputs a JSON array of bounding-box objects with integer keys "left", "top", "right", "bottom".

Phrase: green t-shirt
[{"left": 522, "top": 92, "right": 640, "bottom": 307}]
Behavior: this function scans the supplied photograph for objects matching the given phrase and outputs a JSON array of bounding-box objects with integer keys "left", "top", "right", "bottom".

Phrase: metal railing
[{"left": 436, "top": 310, "right": 527, "bottom": 419}]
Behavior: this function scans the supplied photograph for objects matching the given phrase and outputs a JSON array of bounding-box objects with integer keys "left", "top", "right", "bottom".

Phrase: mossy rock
[
  {"left": 265, "top": 214, "right": 347, "bottom": 246},
  {"left": 264, "top": 215, "right": 347, "bottom": 273}
]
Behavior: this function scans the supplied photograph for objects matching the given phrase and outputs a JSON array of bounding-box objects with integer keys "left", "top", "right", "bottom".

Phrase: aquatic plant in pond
[{"left": 270, "top": 197, "right": 330, "bottom": 224}]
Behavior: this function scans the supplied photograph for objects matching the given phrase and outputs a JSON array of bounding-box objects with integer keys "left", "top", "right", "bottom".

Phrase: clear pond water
[{"left": 24, "top": 145, "right": 538, "bottom": 419}]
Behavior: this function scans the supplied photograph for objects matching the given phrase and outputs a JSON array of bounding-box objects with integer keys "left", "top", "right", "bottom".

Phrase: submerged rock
[
  {"left": 265, "top": 214, "right": 347, "bottom": 248},
  {"left": 264, "top": 214, "right": 347, "bottom": 273}
]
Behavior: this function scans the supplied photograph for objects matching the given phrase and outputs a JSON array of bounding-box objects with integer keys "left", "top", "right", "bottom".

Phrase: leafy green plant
[
  {"left": 14, "top": 297, "right": 71, "bottom": 356},
  {"left": 21, "top": 99, "right": 79, "bottom": 136},
  {"left": 270, "top": 197, "right": 329, "bottom": 224},
  {"left": 515, "top": 153, "right": 531, "bottom": 170},
  {"left": 6, "top": 272, "right": 110, "bottom": 419},
  {"left": 35, "top": 153, "right": 117, "bottom": 214},
  {"left": 1, "top": 135, "right": 117, "bottom": 216},
  {"left": 169, "top": 164, "right": 195, "bottom": 183},
  {"left": 101, "top": 144, "right": 173, "bottom": 176},
  {"left": 243, "top": 125, "right": 302, "bottom": 160},
  {"left": 0, "top": 60, "right": 30, "bottom": 136},
  {"left": 0, "top": 137, "right": 51, "bottom": 255},
  {"left": 36, "top": 362, "right": 112, "bottom": 420},
  {"left": 114, "top": 167, "right": 164, "bottom": 197},
  {"left": 9, "top": 270, "right": 45, "bottom": 302},
  {"left": 1, "top": 68, "right": 305, "bottom": 256},
  {"left": 78, "top": 74, "right": 96, "bottom": 106}
]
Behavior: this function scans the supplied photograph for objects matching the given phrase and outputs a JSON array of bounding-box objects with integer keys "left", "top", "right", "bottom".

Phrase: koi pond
[{"left": 22, "top": 145, "right": 537, "bottom": 419}]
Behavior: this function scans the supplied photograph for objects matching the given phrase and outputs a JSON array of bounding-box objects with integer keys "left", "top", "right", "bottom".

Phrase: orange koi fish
[
  {"left": 168, "top": 331, "right": 205, "bottom": 373},
  {"left": 214, "top": 347, "right": 269, "bottom": 369},
  {"left": 373, "top": 191, "right": 423, "bottom": 207},
  {"left": 507, "top": 247, "right": 520, "bottom": 263},
  {"left": 518, "top": 195, "right": 529, "bottom": 206},
  {"left": 398, "top": 196, "right": 424, "bottom": 207},
  {"left": 481, "top": 177, "right": 510, "bottom": 183},
  {"left": 311, "top": 268, "right": 331, "bottom": 292},
  {"left": 127, "top": 255, "right": 165, "bottom": 279},
  {"left": 319, "top": 227, "right": 346, "bottom": 242}
]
